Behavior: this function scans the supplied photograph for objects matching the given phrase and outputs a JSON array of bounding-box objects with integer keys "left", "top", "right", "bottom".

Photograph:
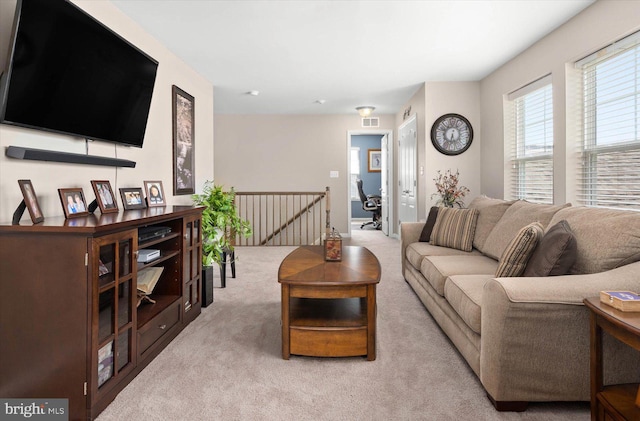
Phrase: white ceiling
[{"left": 111, "top": 0, "right": 594, "bottom": 115}]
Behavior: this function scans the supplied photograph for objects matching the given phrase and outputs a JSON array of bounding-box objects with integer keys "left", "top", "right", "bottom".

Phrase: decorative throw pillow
[
  {"left": 430, "top": 207, "right": 479, "bottom": 252},
  {"left": 522, "top": 220, "right": 577, "bottom": 277},
  {"left": 482, "top": 200, "right": 571, "bottom": 260},
  {"left": 419, "top": 207, "right": 440, "bottom": 242},
  {"left": 495, "top": 222, "right": 544, "bottom": 277}
]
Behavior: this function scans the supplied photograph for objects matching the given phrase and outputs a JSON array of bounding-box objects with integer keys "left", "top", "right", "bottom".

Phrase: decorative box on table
[{"left": 324, "top": 229, "right": 342, "bottom": 261}]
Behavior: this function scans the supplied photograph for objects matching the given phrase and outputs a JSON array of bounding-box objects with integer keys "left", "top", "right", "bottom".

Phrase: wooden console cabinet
[{"left": 0, "top": 206, "right": 203, "bottom": 420}]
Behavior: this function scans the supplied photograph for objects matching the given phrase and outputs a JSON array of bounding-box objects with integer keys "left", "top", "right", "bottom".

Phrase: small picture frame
[
  {"left": 144, "top": 181, "right": 166, "bottom": 207},
  {"left": 18, "top": 179, "right": 44, "bottom": 224},
  {"left": 58, "top": 188, "right": 89, "bottom": 219},
  {"left": 119, "top": 187, "right": 147, "bottom": 210},
  {"left": 91, "top": 180, "right": 119, "bottom": 214},
  {"left": 368, "top": 149, "right": 382, "bottom": 172}
]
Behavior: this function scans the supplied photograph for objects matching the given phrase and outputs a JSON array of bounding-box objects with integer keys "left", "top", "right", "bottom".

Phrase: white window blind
[
  {"left": 506, "top": 76, "right": 554, "bottom": 204},
  {"left": 578, "top": 31, "right": 640, "bottom": 209},
  {"left": 350, "top": 147, "right": 360, "bottom": 200}
]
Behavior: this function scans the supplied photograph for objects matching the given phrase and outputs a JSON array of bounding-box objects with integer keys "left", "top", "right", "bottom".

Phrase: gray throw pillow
[
  {"left": 419, "top": 207, "right": 439, "bottom": 242},
  {"left": 522, "top": 220, "right": 577, "bottom": 277}
]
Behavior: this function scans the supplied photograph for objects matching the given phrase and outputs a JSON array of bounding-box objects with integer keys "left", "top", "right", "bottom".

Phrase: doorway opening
[{"left": 347, "top": 130, "right": 394, "bottom": 238}]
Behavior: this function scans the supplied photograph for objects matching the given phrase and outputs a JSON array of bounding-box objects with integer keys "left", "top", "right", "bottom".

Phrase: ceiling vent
[{"left": 361, "top": 117, "right": 379, "bottom": 128}]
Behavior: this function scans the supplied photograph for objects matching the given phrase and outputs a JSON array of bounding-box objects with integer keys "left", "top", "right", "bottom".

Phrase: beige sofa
[{"left": 401, "top": 196, "right": 640, "bottom": 411}]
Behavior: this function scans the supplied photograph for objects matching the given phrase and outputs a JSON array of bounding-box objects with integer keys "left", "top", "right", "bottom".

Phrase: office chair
[{"left": 357, "top": 179, "right": 382, "bottom": 230}]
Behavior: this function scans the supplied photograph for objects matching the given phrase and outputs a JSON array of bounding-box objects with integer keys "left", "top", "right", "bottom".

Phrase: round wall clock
[{"left": 430, "top": 113, "right": 473, "bottom": 156}]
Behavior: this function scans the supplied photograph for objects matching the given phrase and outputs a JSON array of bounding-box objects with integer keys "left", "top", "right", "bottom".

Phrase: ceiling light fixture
[
  {"left": 356, "top": 106, "right": 375, "bottom": 117},
  {"left": 247, "top": 90, "right": 260, "bottom": 96},
  {"left": 315, "top": 99, "right": 326, "bottom": 105}
]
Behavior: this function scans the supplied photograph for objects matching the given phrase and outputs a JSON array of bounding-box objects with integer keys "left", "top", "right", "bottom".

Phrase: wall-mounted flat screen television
[{"left": 0, "top": 0, "right": 158, "bottom": 148}]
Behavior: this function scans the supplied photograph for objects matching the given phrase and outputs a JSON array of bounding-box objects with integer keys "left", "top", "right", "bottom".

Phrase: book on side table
[{"left": 600, "top": 291, "right": 640, "bottom": 312}]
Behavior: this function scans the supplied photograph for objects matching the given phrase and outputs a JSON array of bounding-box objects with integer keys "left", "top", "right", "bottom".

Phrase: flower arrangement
[{"left": 431, "top": 169, "right": 470, "bottom": 208}]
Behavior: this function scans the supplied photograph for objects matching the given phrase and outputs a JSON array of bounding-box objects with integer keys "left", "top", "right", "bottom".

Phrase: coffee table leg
[
  {"left": 281, "top": 284, "right": 290, "bottom": 360},
  {"left": 367, "top": 284, "right": 376, "bottom": 361}
]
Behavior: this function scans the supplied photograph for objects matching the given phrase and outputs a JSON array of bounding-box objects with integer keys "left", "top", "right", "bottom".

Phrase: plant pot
[{"left": 201, "top": 265, "right": 215, "bottom": 307}]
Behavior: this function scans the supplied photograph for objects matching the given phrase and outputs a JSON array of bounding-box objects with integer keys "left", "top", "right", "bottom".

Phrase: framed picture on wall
[
  {"left": 58, "top": 188, "right": 89, "bottom": 219},
  {"left": 144, "top": 180, "right": 166, "bottom": 207},
  {"left": 18, "top": 179, "right": 44, "bottom": 224},
  {"left": 172, "top": 85, "right": 195, "bottom": 195},
  {"left": 119, "top": 187, "right": 147, "bottom": 210},
  {"left": 91, "top": 180, "right": 118, "bottom": 214},
  {"left": 368, "top": 149, "right": 382, "bottom": 172}
]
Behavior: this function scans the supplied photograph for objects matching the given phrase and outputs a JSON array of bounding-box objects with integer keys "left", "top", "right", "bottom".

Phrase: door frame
[{"left": 346, "top": 129, "right": 394, "bottom": 238}]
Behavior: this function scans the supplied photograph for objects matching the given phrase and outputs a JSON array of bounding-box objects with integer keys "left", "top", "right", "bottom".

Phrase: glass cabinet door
[
  {"left": 92, "top": 231, "right": 136, "bottom": 399},
  {"left": 183, "top": 216, "right": 202, "bottom": 318}
]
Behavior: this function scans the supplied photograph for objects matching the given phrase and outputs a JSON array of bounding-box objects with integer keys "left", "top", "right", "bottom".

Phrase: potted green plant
[{"left": 192, "top": 181, "right": 252, "bottom": 296}]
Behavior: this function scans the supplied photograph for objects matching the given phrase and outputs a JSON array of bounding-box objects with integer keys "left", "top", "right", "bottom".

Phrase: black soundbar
[{"left": 5, "top": 146, "right": 136, "bottom": 168}]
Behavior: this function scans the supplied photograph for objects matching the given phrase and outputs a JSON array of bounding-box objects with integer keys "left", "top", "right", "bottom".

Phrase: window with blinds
[
  {"left": 577, "top": 31, "right": 640, "bottom": 209},
  {"left": 505, "top": 76, "right": 554, "bottom": 204}
]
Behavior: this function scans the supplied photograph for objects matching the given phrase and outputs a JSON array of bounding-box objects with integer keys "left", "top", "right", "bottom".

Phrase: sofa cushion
[
  {"left": 468, "top": 195, "right": 514, "bottom": 253},
  {"left": 523, "top": 220, "right": 577, "bottom": 277},
  {"left": 495, "top": 222, "right": 544, "bottom": 277},
  {"left": 430, "top": 207, "right": 479, "bottom": 252},
  {"left": 405, "top": 242, "right": 481, "bottom": 269},
  {"left": 444, "top": 275, "right": 493, "bottom": 334},
  {"left": 482, "top": 200, "right": 570, "bottom": 260},
  {"left": 420, "top": 255, "right": 498, "bottom": 296},
  {"left": 547, "top": 206, "right": 640, "bottom": 274},
  {"left": 419, "top": 206, "right": 439, "bottom": 242}
]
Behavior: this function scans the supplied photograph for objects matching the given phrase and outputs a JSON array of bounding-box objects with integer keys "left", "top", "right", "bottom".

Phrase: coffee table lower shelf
[{"left": 287, "top": 298, "right": 368, "bottom": 358}]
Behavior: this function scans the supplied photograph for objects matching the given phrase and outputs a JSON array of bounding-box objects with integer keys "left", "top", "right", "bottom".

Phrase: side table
[{"left": 584, "top": 297, "right": 640, "bottom": 420}]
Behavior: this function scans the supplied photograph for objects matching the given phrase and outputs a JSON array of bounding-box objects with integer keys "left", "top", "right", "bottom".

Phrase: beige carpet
[{"left": 97, "top": 224, "right": 589, "bottom": 420}]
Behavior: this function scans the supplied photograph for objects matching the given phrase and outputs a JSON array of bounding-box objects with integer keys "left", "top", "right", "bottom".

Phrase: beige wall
[
  {"left": 0, "top": 0, "right": 214, "bottom": 223},
  {"left": 213, "top": 114, "right": 395, "bottom": 234},
  {"left": 480, "top": 0, "right": 640, "bottom": 203},
  {"left": 424, "top": 82, "right": 481, "bottom": 209},
  {"left": 394, "top": 82, "right": 481, "bottom": 221}
]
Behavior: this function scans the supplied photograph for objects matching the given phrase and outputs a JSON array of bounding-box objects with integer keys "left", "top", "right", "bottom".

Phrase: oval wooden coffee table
[{"left": 278, "top": 245, "right": 381, "bottom": 361}]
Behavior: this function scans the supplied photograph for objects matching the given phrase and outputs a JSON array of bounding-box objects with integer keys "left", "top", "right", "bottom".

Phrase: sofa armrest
[
  {"left": 480, "top": 261, "right": 640, "bottom": 403},
  {"left": 400, "top": 222, "right": 424, "bottom": 274}
]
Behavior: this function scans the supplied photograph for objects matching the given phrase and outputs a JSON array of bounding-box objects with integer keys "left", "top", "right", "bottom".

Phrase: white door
[
  {"left": 398, "top": 115, "right": 418, "bottom": 227},
  {"left": 380, "top": 134, "right": 389, "bottom": 235}
]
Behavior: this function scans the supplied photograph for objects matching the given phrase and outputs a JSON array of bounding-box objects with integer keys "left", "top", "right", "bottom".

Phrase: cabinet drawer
[
  {"left": 290, "top": 327, "right": 367, "bottom": 357},
  {"left": 138, "top": 301, "right": 180, "bottom": 355}
]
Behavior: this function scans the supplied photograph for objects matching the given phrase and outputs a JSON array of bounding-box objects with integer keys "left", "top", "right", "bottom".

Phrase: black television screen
[{"left": 0, "top": 0, "right": 158, "bottom": 148}]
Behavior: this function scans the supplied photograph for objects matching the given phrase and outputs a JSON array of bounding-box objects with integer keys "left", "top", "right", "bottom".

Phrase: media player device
[{"left": 137, "top": 249, "right": 160, "bottom": 263}]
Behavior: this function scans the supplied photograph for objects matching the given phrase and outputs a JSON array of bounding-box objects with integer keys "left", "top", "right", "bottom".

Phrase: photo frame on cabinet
[
  {"left": 58, "top": 188, "right": 89, "bottom": 219},
  {"left": 172, "top": 85, "right": 195, "bottom": 195},
  {"left": 18, "top": 179, "right": 44, "bottom": 223},
  {"left": 368, "top": 149, "right": 382, "bottom": 172},
  {"left": 91, "top": 180, "right": 118, "bottom": 213},
  {"left": 119, "top": 187, "right": 147, "bottom": 210},
  {"left": 144, "top": 180, "right": 166, "bottom": 207}
]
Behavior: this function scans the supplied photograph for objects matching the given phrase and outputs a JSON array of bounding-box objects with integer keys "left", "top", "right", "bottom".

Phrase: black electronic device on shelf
[{"left": 138, "top": 226, "right": 172, "bottom": 243}]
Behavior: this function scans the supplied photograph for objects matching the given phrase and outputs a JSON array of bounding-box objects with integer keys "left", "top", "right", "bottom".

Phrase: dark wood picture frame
[
  {"left": 119, "top": 187, "right": 147, "bottom": 210},
  {"left": 368, "top": 149, "right": 382, "bottom": 172},
  {"left": 58, "top": 188, "right": 89, "bottom": 219},
  {"left": 18, "top": 179, "right": 44, "bottom": 223},
  {"left": 90, "top": 180, "right": 118, "bottom": 214},
  {"left": 172, "top": 85, "right": 195, "bottom": 195},
  {"left": 144, "top": 180, "right": 166, "bottom": 207}
]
